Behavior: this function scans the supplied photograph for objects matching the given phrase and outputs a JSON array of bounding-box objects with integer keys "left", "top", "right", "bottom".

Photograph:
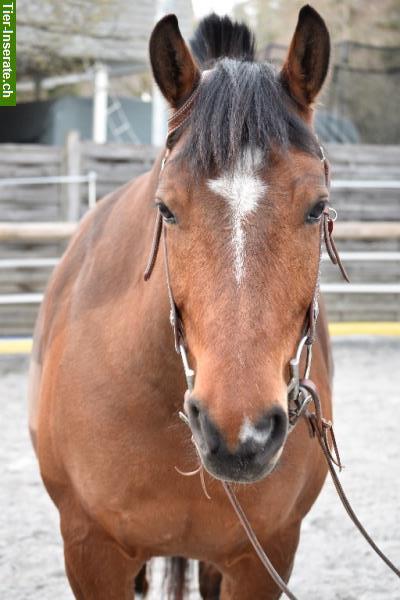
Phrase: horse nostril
[
  {"left": 269, "top": 407, "right": 288, "bottom": 443},
  {"left": 187, "top": 398, "right": 200, "bottom": 421},
  {"left": 239, "top": 406, "right": 288, "bottom": 458},
  {"left": 186, "top": 396, "right": 221, "bottom": 455},
  {"left": 260, "top": 406, "right": 288, "bottom": 453}
]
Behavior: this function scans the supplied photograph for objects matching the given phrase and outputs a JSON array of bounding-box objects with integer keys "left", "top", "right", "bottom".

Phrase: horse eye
[
  {"left": 157, "top": 202, "right": 177, "bottom": 224},
  {"left": 307, "top": 199, "right": 327, "bottom": 223}
]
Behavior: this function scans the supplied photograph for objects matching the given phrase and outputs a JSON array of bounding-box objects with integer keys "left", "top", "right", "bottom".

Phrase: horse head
[{"left": 148, "top": 6, "right": 331, "bottom": 483}]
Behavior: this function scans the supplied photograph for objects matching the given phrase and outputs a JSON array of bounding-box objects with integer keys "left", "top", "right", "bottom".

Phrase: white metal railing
[
  {"left": 1, "top": 249, "right": 399, "bottom": 303},
  {"left": 0, "top": 173, "right": 97, "bottom": 209},
  {"left": 332, "top": 180, "right": 400, "bottom": 189},
  {"left": 1, "top": 221, "right": 400, "bottom": 243},
  {"left": 322, "top": 283, "right": 400, "bottom": 294},
  {"left": 0, "top": 293, "right": 43, "bottom": 305},
  {"left": 0, "top": 253, "right": 399, "bottom": 304},
  {"left": 1, "top": 283, "right": 400, "bottom": 305},
  {"left": 0, "top": 258, "right": 59, "bottom": 269},
  {"left": 322, "top": 252, "right": 400, "bottom": 262},
  {"left": 0, "top": 252, "right": 399, "bottom": 272}
]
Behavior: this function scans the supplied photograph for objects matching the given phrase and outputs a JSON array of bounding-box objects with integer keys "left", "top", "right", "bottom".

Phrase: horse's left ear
[
  {"left": 280, "top": 5, "right": 330, "bottom": 110},
  {"left": 149, "top": 14, "right": 200, "bottom": 108}
]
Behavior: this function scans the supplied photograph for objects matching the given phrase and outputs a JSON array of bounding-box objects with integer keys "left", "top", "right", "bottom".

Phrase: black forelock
[
  {"left": 178, "top": 59, "right": 320, "bottom": 176},
  {"left": 174, "top": 15, "right": 320, "bottom": 177}
]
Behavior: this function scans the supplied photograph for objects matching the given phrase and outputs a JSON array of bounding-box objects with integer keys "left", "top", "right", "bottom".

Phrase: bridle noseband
[{"left": 143, "top": 79, "right": 400, "bottom": 597}]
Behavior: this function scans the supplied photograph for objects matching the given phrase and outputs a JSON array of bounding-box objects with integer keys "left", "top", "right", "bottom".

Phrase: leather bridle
[{"left": 143, "top": 80, "right": 400, "bottom": 597}]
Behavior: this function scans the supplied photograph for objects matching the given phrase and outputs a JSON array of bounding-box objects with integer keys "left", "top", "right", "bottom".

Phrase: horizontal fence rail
[
  {"left": 0, "top": 174, "right": 96, "bottom": 186},
  {"left": 332, "top": 180, "right": 400, "bottom": 189},
  {"left": 0, "top": 293, "right": 44, "bottom": 305},
  {"left": 0, "top": 173, "right": 97, "bottom": 210},
  {"left": 0, "top": 222, "right": 77, "bottom": 241},
  {"left": 1, "top": 283, "right": 399, "bottom": 306},
  {"left": 1, "top": 221, "right": 400, "bottom": 242},
  {"left": 1, "top": 252, "right": 399, "bottom": 271},
  {"left": 331, "top": 222, "right": 400, "bottom": 239},
  {"left": 0, "top": 258, "right": 59, "bottom": 269},
  {"left": 322, "top": 251, "right": 400, "bottom": 261},
  {"left": 322, "top": 283, "right": 400, "bottom": 294}
]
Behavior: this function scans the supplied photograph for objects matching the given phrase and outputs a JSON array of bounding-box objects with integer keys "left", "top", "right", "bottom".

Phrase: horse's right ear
[{"left": 149, "top": 14, "right": 200, "bottom": 108}]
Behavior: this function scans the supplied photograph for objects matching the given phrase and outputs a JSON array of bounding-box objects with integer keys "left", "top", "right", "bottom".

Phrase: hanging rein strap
[
  {"left": 299, "top": 379, "right": 400, "bottom": 579},
  {"left": 222, "top": 480, "right": 298, "bottom": 600}
]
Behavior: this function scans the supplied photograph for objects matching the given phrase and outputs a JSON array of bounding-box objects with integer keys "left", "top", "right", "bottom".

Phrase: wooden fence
[
  {"left": 0, "top": 133, "right": 158, "bottom": 222},
  {"left": 0, "top": 138, "right": 399, "bottom": 335}
]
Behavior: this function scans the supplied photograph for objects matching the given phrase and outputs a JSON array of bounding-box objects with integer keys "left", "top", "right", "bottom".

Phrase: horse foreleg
[
  {"left": 60, "top": 501, "right": 144, "bottom": 600},
  {"left": 219, "top": 524, "right": 301, "bottom": 600}
]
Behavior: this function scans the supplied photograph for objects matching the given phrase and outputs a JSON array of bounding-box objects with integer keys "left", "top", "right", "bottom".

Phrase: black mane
[{"left": 178, "top": 14, "right": 320, "bottom": 176}]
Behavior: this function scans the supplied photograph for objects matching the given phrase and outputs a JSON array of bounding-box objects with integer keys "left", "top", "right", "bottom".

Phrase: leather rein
[{"left": 143, "top": 83, "right": 400, "bottom": 597}]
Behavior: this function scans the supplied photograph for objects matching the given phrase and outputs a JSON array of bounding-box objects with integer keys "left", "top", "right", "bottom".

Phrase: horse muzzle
[{"left": 185, "top": 395, "right": 288, "bottom": 483}]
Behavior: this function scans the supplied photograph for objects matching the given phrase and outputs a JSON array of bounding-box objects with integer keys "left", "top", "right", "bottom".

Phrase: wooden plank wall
[
  {"left": 322, "top": 144, "right": 400, "bottom": 322},
  {"left": 0, "top": 140, "right": 399, "bottom": 334},
  {"left": 0, "top": 144, "right": 64, "bottom": 222},
  {"left": 327, "top": 144, "right": 400, "bottom": 221},
  {"left": 82, "top": 141, "right": 157, "bottom": 201},
  {"left": 322, "top": 144, "right": 400, "bottom": 321}
]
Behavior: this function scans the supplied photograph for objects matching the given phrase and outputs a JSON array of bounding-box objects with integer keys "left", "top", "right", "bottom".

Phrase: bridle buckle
[{"left": 287, "top": 336, "right": 314, "bottom": 429}]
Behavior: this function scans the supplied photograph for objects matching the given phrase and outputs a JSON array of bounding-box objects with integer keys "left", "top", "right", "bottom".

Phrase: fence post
[{"left": 62, "top": 130, "right": 81, "bottom": 221}]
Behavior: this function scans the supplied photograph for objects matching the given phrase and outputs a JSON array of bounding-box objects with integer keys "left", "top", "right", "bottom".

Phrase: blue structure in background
[{"left": 0, "top": 96, "right": 152, "bottom": 145}]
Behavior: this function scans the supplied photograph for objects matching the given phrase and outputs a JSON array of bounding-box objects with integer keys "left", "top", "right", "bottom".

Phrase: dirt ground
[{"left": 1, "top": 338, "right": 400, "bottom": 600}]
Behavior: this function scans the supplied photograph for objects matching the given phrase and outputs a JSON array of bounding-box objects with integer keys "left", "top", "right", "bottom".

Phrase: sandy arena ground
[{"left": 1, "top": 338, "right": 400, "bottom": 599}]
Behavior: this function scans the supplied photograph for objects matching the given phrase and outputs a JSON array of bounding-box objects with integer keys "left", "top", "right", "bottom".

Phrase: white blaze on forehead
[{"left": 207, "top": 149, "right": 266, "bottom": 284}]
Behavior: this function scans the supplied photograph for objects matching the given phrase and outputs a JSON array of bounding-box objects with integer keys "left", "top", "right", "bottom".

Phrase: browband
[{"left": 167, "top": 70, "right": 212, "bottom": 139}]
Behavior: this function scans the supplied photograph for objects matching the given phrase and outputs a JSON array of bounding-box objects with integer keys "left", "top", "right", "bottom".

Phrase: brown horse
[{"left": 29, "top": 6, "right": 335, "bottom": 599}]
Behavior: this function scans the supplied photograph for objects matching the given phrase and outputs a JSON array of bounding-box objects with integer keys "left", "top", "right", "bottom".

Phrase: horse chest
[{"left": 84, "top": 451, "right": 301, "bottom": 560}]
